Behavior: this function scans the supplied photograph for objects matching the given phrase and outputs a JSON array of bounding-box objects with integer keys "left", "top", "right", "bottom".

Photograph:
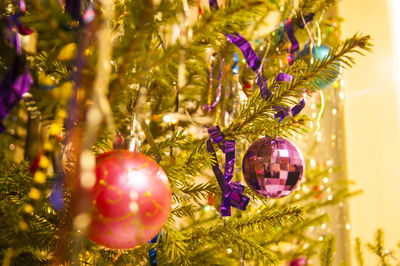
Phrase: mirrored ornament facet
[{"left": 242, "top": 137, "right": 304, "bottom": 198}]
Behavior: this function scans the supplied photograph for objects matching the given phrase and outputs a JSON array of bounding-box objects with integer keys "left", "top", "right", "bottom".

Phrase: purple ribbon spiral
[
  {"left": 202, "top": 58, "right": 225, "bottom": 112},
  {"left": 207, "top": 126, "right": 249, "bottom": 216}
]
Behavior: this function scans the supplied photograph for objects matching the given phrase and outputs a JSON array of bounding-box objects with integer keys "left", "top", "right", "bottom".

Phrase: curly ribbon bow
[{"left": 207, "top": 126, "right": 249, "bottom": 216}]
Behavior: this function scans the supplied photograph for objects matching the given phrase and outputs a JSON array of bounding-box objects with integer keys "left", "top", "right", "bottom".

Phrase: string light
[
  {"left": 24, "top": 204, "right": 34, "bottom": 213},
  {"left": 73, "top": 213, "right": 91, "bottom": 231},
  {"left": 29, "top": 187, "right": 41, "bottom": 200}
]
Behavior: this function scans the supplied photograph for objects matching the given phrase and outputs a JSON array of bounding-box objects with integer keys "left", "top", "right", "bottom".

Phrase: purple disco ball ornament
[{"left": 242, "top": 136, "right": 304, "bottom": 198}]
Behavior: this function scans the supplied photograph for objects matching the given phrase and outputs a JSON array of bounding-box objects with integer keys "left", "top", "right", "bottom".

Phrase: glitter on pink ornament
[
  {"left": 242, "top": 136, "right": 304, "bottom": 198},
  {"left": 88, "top": 150, "right": 171, "bottom": 249}
]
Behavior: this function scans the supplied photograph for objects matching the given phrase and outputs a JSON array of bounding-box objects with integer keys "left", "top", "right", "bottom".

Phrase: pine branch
[
  {"left": 305, "top": 188, "right": 362, "bottom": 213},
  {"left": 35, "top": 52, "right": 70, "bottom": 80},
  {"left": 143, "top": 129, "right": 193, "bottom": 156},
  {"left": 187, "top": 206, "right": 303, "bottom": 242},
  {"left": 221, "top": 230, "right": 278, "bottom": 264},
  {"left": 225, "top": 34, "right": 371, "bottom": 140},
  {"left": 164, "top": 143, "right": 212, "bottom": 186},
  {"left": 320, "top": 235, "right": 335, "bottom": 266},
  {"left": 355, "top": 237, "right": 365, "bottom": 266},
  {"left": 366, "top": 229, "right": 391, "bottom": 266},
  {"left": 171, "top": 205, "right": 196, "bottom": 218},
  {"left": 160, "top": 225, "right": 190, "bottom": 265},
  {"left": 172, "top": 182, "right": 218, "bottom": 204},
  {"left": 262, "top": 214, "right": 328, "bottom": 246}
]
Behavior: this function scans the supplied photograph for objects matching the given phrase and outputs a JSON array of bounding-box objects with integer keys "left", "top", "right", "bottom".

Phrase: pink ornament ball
[
  {"left": 289, "top": 257, "right": 308, "bottom": 266},
  {"left": 242, "top": 136, "right": 304, "bottom": 198},
  {"left": 88, "top": 150, "right": 171, "bottom": 249}
]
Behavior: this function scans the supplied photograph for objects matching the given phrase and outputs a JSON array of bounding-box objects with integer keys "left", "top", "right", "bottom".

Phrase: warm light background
[{"left": 339, "top": 0, "right": 400, "bottom": 263}]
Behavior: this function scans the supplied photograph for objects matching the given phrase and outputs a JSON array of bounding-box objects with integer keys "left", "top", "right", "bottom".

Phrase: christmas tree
[{"left": 0, "top": 0, "right": 379, "bottom": 265}]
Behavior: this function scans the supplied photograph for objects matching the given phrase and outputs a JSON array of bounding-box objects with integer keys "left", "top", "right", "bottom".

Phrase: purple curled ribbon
[
  {"left": 273, "top": 73, "right": 306, "bottom": 121},
  {"left": 209, "top": 0, "right": 306, "bottom": 119},
  {"left": 291, "top": 98, "right": 305, "bottom": 116},
  {"left": 285, "top": 13, "right": 314, "bottom": 65},
  {"left": 202, "top": 59, "right": 225, "bottom": 112},
  {"left": 207, "top": 126, "right": 249, "bottom": 216},
  {"left": 274, "top": 98, "right": 306, "bottom": 121},
  {"left": 285, "top": 19, "right": 299, "bottom": 54},
  {"left": 225, "top": 32, "right": 273, "bottom": 101},
  {"left": 212, "top": 0, "right": 269, "bottom": 99},
  {"left": 225, "top": 31, "right": 305, "bottom": 119},
  {"left": 275, "top": 72, "right": 293, "bottom": 82},
  {"left": 226, "top": 33, "right": 261, "bottom": 72},
  {"left": 284, "top": 19, "right": 298, "bottom": 65}
]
